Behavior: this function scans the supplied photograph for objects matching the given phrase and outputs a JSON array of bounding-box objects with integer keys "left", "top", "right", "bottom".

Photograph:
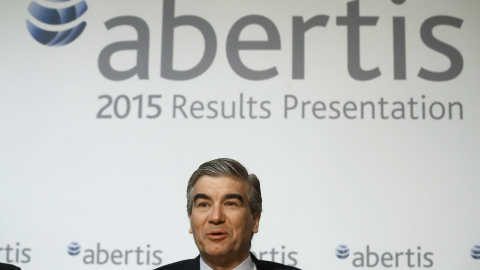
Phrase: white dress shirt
[{"left": 200, "top": 254, "right": 257, "bottom": 270}]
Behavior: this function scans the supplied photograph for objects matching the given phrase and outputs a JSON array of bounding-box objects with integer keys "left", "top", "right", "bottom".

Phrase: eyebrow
[
  {"left": 193, "top": 193, "right": 244, "bottom": 203},
  {"left": 193, "top": 193, "right": 211, "bottom": 203},
  {"left": 224, "top": 193, "right": 244, "bottom": 203}
]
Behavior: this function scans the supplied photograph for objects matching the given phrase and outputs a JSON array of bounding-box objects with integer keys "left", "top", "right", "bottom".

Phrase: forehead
[{"left": 193, "top": 175, "right": 249, "bottom": 195}]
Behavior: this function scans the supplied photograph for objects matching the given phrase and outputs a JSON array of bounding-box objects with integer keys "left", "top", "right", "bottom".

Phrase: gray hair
[{"left": 186, "top": 158, "right": 262, "bottom": 216}]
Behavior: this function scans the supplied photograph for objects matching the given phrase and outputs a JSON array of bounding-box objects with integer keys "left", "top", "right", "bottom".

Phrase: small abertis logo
[
  {"left": 67, "top": 242, "right": 81, "bottom": 256},
  {"left": 472, "top": 245, "right": 480, "bottom": 260},
  {"left": 336, "top": 245, "right": 434, "bottom": 268},
  {"left": 336, "top": 245, "right": 350, "bottom": 259},
  {"left": 26, "top": 0, "right": 88, "bottom": 46},
  {"left": 67, "top": 242, "right": 162, "bottom": 266}
]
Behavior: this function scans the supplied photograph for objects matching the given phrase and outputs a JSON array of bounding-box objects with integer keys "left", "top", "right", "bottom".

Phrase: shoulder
[
  {"left": 0, "top": 263, "right": 21, "bottom": 270},
  {"left": 152, "top": 257, "right": 199, "bottom": 270},
  {"left": 253, "top": 256, "right": 301, "bottom": 270}
]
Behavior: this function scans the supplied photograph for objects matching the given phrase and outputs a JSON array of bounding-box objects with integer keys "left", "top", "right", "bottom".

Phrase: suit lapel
[
  {"left": 191, "top": 255, "right": 201, "bottom": 270},
  {"left": 251, "top": 253, "right": 273, "bottom": 270}
]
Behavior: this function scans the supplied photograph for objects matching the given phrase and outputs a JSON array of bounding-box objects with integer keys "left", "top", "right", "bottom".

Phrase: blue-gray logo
[
  {"left": 26, "top": 0, "right": 88, "bottom": 46},
  {"left": 472, "top": 245, "right": 480, "bottom": 260},
  {"left": 67, "top": 242, "right": 81, "bottom": 256},
  {"left": 336, "top": 245, "right": 350, "bottom": 259}
]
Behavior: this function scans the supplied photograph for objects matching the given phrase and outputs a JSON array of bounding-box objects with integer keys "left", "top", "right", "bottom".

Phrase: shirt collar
[{"left": 200, "top": 253, "right": 256, "bottom": 270}]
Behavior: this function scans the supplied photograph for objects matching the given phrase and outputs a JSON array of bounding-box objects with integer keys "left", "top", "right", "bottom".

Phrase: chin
[{"left": 204, "top": 245, "right": 233, "bottom": 257}]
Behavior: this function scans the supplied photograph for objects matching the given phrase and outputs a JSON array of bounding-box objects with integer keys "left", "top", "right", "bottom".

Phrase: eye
[
  {"left": 225, "top": 201, "right": 238, "bottom": 206},
  {"left": 198, "top": 202, "right": 209, "bottom": 208}
]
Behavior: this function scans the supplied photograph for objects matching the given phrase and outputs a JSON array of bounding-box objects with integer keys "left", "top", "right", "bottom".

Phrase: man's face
[{"left": 188, "top": 175, "right": 260, "bottom": 262}]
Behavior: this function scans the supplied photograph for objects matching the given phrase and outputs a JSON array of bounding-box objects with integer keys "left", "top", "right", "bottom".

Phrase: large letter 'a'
[{"left": 98, "top": 16, "right": 150, "bottom": 81}]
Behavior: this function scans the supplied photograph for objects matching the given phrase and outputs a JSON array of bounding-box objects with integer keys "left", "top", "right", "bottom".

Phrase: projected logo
[
  {"left": 26, "top": 0, "right": 88, "bottom": 46},
  {"left": 472, "top": 245, "right": 480, "bottom": 260},
  {"left": 66, "top": 242, "right": 163, "bottom": 265},
  {"left": 336, "top": 245, "right": 350, "bottom": 259},
  {"left": 335, "top": 245, "right": 434, "bottom": 268},
  {"left": 67, "top": 242, "right": 81, "bottom": 256}
]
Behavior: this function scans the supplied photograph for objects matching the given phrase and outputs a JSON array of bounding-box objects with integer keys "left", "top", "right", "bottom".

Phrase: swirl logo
[
  {"left": 472, "top": 245, "right": 480, "bottom": 260},
  {"left": 67, "top": 242, "right": 81, "bottom": 256},
  {"left": 336, "top": 245, "right": 350, "bottom": 259},
  {"left": 26, "top": 0, "right": 88, "bottom": 46}
]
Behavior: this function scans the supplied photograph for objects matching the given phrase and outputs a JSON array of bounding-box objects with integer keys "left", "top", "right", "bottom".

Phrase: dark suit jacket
[
  {"left": 0, "top": 263, "right": 21, "bottom": 270},
  {"left": 153, "top": 253, "right": 300, "bottom": 270}
]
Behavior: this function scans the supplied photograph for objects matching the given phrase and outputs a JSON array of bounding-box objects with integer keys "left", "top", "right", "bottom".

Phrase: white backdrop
[{"left": 1, "top": 0, "right": 480, "bottom": 269}]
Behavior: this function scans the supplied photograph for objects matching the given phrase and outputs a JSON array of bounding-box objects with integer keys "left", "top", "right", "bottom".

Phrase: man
[{"left": 154, "top": 158, "right": 300, "bottom": 270}]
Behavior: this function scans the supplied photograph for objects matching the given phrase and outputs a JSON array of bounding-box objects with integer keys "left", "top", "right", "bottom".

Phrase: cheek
[
  {"left": 190, "top": 214, "right": 205, "bottom": 233},
  {"left": 233, "top": 213, "right": 255, "bottom": 232}
]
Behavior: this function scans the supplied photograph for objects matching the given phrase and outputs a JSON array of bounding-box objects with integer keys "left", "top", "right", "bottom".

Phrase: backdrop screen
[{"left": 1, "top": 0, "right": 479, "bottom": 269}]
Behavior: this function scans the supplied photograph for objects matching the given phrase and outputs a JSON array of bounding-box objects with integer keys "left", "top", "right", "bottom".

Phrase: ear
[
  {"left": 188, "top": 213, "right": 193, "bottom": 234},
  {"left": 252, "top": 212, "right": 261, "bottom": 233}
]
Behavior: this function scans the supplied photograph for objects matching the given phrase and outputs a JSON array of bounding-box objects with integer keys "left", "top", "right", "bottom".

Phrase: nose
[{"left": 208, "top": 204, "right": 225, "bottom": 225}]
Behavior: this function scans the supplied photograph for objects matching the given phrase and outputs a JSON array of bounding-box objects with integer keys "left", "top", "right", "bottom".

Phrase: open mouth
[{"left": 207, "top": 231, "right": 228, "bottom": 240}]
